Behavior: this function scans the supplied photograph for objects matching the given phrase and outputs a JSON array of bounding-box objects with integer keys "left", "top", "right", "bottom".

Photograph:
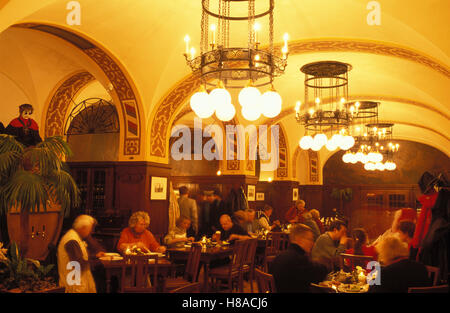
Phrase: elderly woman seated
[
  {"left": 164, "top": 216, "right": 195, "bottom": 248},
  {"left": 117, "top": 211, "right": 166, "bottom": 254},
  {"left": 369, "top": 234, "right": 430, "bottom": 293}
]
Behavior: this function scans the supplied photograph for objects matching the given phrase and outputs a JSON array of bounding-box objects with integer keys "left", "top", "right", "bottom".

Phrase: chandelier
[
  {"left": 343, "top": 121, "right": 399, "bottom": 171},
  {"left": 296, "top": 61, "right": 355, "bottom": 151},
  {"left": 184, "top": 0, "right": 288, "bottom": 121}
]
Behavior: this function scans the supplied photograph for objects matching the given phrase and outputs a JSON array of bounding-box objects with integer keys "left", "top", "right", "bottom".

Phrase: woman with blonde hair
[
  {"left": 117, "top": 211, "right": 166, "bottom": 254},
  {"left": 369, "top": 234, "right": 430, "bottom": 293}
]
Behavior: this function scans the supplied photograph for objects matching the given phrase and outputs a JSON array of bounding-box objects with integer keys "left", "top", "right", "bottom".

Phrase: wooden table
[
  {"left": 94, "top": 257, "right": 174, "bottom": 293},
  {"left": 167, "top": 246, "right": 234, "bottom": 292}
]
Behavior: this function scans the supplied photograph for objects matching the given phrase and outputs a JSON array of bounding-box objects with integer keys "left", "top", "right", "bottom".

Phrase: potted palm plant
[{"left": 0, "top": 134, "right": 80, "bottom": 259}]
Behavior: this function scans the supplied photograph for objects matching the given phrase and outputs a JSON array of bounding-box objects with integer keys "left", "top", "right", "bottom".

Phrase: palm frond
[
  {"left": 48, "top": 170, "right": 80, "bottom": 217},
  {"left": 3, "top": 170, "right": 49, "bottom": 213},
  {"left": 0, "top": 150, "right": 22, "bottom": 182},
  {"left": 37, "top": 136, "right": 73, "bottom": 158},
  {"left": 22, "top": 147, "right": 61, "bottom": 176},
  {"left": 0, "top": 134, "right": 24, "bottom": 154}
]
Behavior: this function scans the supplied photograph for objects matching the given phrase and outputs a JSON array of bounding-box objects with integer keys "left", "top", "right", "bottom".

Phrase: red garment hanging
[{"left": 411, "top": 192, "right": 438, "bottom": 253}]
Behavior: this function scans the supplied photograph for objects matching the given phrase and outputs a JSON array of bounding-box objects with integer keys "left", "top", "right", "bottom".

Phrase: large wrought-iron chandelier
[
  {"left": 296, "top": 61, "right": 355, "bottom": 151},
  {"left": 184, "top": 0, "right": 288, "bottom": 121}
]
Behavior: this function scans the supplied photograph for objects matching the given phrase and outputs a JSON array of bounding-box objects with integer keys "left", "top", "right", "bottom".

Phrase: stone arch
[
  {"left": 149, "top": 38, "right": 450, "bottom": 162},
  {"left": 15, "top": 23, "right": 144, "bottom": 158}
]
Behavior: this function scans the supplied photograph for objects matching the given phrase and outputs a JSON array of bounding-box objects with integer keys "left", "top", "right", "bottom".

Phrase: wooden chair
[
  {"left": 339, "top": 253, "right": 374, "bottom": 271},
  {"left": 209, "top": 239, "right": 247, "bottom": 292},
  {"left": 263, "top": 232, "right": 288, "bottom": 272},
  {"left": 164, "top": 243, "right": 202, "bottom": 291},
  {"left": 169, "top": 282, "right": 201, "bottom": 293},
  {"left": 254, "top": 268, "right": 276, "bottom": 293},
  {"left": 121, "top": 254, "right": 158, "bottom": 293},
  {"left": 240, "top": 238, "right": 258, "bottom": 292},
  {"left": 408, "top": 285, "right": 448, "bottom": 293},
  {"left": 425, "top": 265, "right": 440, "bottom": 286}
]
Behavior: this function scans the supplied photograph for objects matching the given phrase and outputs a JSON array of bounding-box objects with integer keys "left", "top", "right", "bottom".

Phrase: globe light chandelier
[
  {"left": 184, "top": 0, "right": 289, "bottom": 122},
  {"left": 343, "top": 120, "right": 399, "bottom": 171},
  {"left": 296, "top": 61, "right": 355, "bottom": 152}
]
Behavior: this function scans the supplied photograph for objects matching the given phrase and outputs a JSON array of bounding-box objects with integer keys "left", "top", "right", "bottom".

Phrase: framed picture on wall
[
  {"left": 256, "top": 192, "right": 265, "bottom": 201},
  {"left": 247, "top": 185, "right": 256, "bottom": 201},
  {"left": 293, "top": 188, "right": 299, "bottom": 201},
  {"left": 151, "top": 176, "right": 167, "bottom": 200}
]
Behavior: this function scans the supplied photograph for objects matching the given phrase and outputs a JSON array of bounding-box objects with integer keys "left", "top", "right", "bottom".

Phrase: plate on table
[
  {"left": 337, "top": 284, "right": 368, "bottom": 293},
  {"left": 148, "top": 252, "right": 166, "bottom": 258},
  {"left": 99, "top": 256, "right": 123, "bottom": 261},
  {"left": 104, "top": 252, "right": 120, "bottom": 256}
]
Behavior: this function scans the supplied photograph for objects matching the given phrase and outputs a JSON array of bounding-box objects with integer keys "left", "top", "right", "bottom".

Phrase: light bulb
[
  {"left": 190, "top": 87, "right": 210, "bottom": 115},
  {"left": 261, "top": 90, "right": 282, "bottom": 118},
  {"left": 331, "top": 134, "right": 344, "bottom": 147},
  {"left": 311, "top": 141, "right": 322, "bottom": 151},
  {"left": 355, "top": 152, "right": 364, "bottom": 163},
  {"left": 314, "top": 133, "right": 328, "bottom": 147},
  {"left": 238, "top": 86, "right": 261, "bottom": 107},
  {"left": 340, "top": 136, "right": 355, "bottom": 150},
  {"left": 360, "top": 154, "right": 369, "bottom": 164},
  {"left": 215, "top": 102, "right": 236, "bottom": 121},
  {"left": 210, "top": 86, "right": 231, "bottom": 107},
  {"left": 191, "top": 89, "right": 214, "bottom": 118},
  {"left": 241, "top": 102, "right": 261, "bottom": 121},
  {"left": 349, "top": 154, "right": 358, "bottom": 164},
  {"left": 326, "top": 140, "right": 338, "bottom": 151},
  {"left": 299, "top": 136, "right": 313, "bottom": 150}
]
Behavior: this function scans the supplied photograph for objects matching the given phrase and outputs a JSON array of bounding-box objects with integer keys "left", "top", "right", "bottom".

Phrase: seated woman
[
  {"left": 258, "top": 205, "right": 281, "bottom": 232},
  {"left": 164, "top": 215, "right": 195, "bottom": 248},
  {"left": 369, "top": 234, "right": 430, "bottom": 293},
  {"left": 309, "top": 209, "right": 325, "bottom": 234},
  {"left": 344, "top": 228, "right": 377, "bottom": 269},
  {"left": 117, "top": 211, "right": 166, "bottom": 254}
]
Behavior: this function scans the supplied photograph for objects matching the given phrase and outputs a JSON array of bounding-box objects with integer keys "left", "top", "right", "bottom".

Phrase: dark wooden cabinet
[{"left": 68, "top": 162, "right": 115, "bottom": 219}]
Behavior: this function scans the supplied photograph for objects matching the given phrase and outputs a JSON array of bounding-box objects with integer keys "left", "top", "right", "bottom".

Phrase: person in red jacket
[
  {"left": 345, "top": 228, "right": 377, "bottom": 269},
  {"left": 285, "top": 200, "right": 306, "bottom": 223},
  {"left": 117, "top": 211, "right": 166, "bottom": 254}
]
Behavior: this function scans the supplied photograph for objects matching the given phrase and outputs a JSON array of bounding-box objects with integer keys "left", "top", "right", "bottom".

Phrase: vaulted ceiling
[{"left": 0, "top": 0, "right": 449, "bottom": 165}]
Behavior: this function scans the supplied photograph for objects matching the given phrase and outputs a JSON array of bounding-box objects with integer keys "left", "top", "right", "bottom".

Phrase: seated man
[
  {"left": 369, "top": 234, "right": 430, "bottom": 293},
  {"left": 57, "top": 215, "right": 105, "bottom": 293},
  {"left": 258, "top": 205, "right": 281, "bottom": 232},
  {"left": 271, "top": 224, "right": 328, "bottom": 292},
  {"left": 311, "top": 220, "right": 348, "bottom": 270},
  {"left": 117, "top": 211, "right": 166, "bottom": 254},
  {"left": 164, "top": 215, "right": 195, "bottom": 248},
  {"left": 213, "top": 214, "right": 251, "bottom": 242}
]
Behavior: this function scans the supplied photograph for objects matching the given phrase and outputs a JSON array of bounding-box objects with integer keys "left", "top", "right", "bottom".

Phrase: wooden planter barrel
[{"left": 7, "top": 201, "right": 63, "bottom": 260}]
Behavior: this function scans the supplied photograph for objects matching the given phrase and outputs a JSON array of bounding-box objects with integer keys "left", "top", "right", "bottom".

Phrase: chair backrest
[
  {"left": 254, "top": 268, "right": 276, "bottom": 293},
  {"left": 170, "top": 282, "right": 201, "bottom": 293},
  {"left": 228, "top": 239, "right": 247, "bottom": 273},
  {"left": 339, "top": 253, "right": 374, "bottom": 270},
  {"left": 425, "top": 265, "right": 440, "bottom": 286},
  {"left": 243, "top": 238, "right": 258, "bottom": 267},
  {"left": 265, "top": 232, "right": 287, "bottom": 256},
  {"left": 408, "top": 285, "right": 448, "bottom": 293},
  {"left": 184, "top": 243, "right": 202, "bottom": 282},
  {"left": 121, "top": 254, "right": 158, "bottom": 293}
]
